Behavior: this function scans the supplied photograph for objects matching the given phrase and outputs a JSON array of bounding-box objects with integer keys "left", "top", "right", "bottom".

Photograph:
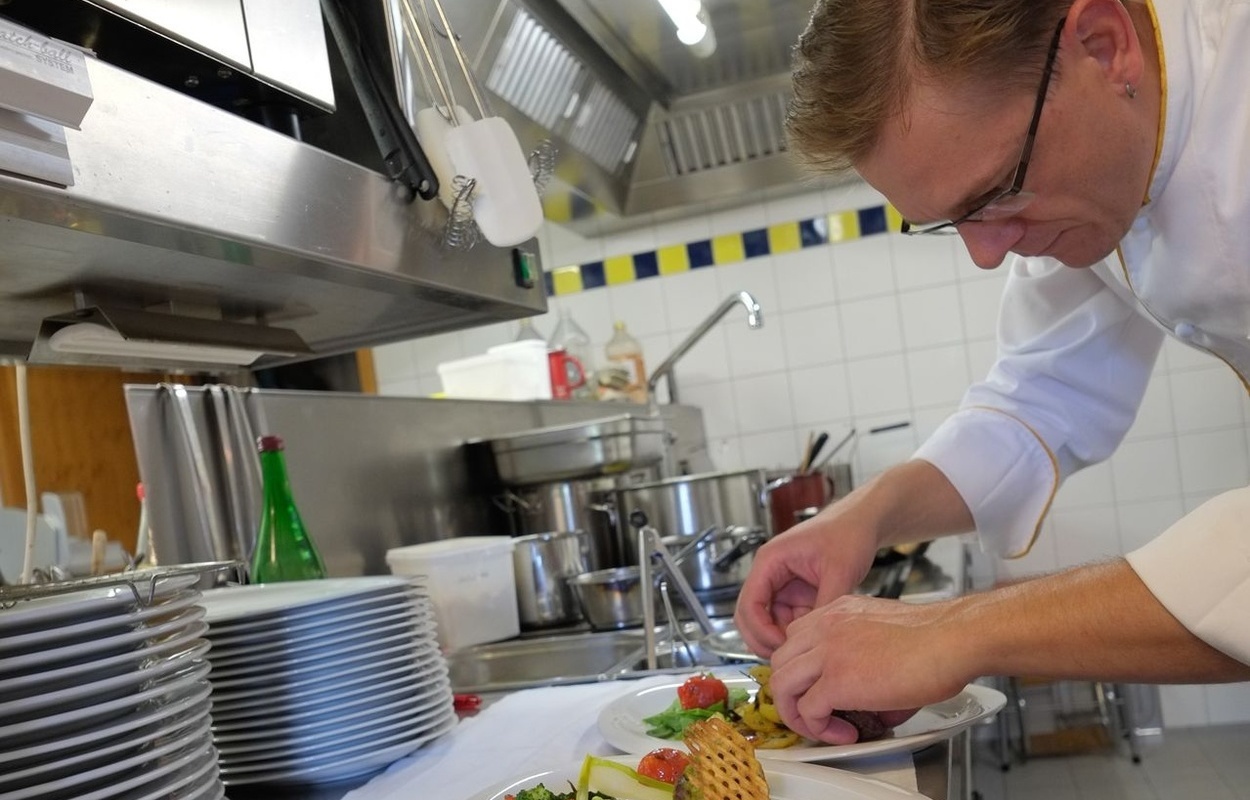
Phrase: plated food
[{"left": 599, "top": 671, "right": 1008, "bottom": 763}]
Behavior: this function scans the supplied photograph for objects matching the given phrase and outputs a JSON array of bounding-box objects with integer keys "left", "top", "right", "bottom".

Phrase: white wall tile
[
  {"left": 959, "top": 278, "right": 1005, "bottom": 340},
  {"left": 779, "top": 307, "right": 846, "bottom": 369},
  {"left": 378, "top": 375, "right": 424, "bottom": 397},
  {"left": 1160, "top": 685, "right": 1211, "bottom": 727},
  {"left": 890, "top": 234, "right": 959, "bottom": 290},
  {"left": 1052, "top": 461, "right": 1115, "bottom": 511},
  {"left": 1203, "top": 683, "right": 1250, "bottom": 725},
  {"left": 1176, "top": 430, "right": 1250, "bottom": 495},
  {"left": 636, "top": 331, "right": 675, "bottom": 385},
  {"left": 732, "top": 372, "right": 796, "bottom": 435},
  {"left": 840, "top": 296, "right": 904, "bottom": 359},
  {"left": 774, "top": 248, "right": 837, "bottom": 312},
  {"left": 652, "top": 213, "right": 711, "bottom": 247},
  {"left": 1170, "top": 365, "right": 1246, "bottom": 433},
  {"left": 413, "top": 331, "right": 466, "bottom": 373},
  {"left": 724, "top": 316, "right": 788, "bottom": 378},
  {"left": 1161, "top": 337, "right": 1220, "bottom": 371},
  {"left": 660, "top": 268, "right": 720, "bottom": 331},
  {"left": 600, "top": 226, "right": 657, "bottom": 259},
  {"left": 764, "top": 191, "right": 826, "bottom": 225},
  {"left": 460, "top": 321, "right": 512, "bottom": 357},
  {"left": 607, "top": 280, "right": 671, "bottom": 338},
  {"left": 680, "top": 380, "right": 740, "bottom": 440},
  {"left": 707, "top": 436, "right": 745, "bottom": 471},
  {"left": 846, "top": 355, "right": 911, "bottom": 417},
  {"left": 1125, "top": 379, "right": 1176, "bottom": 440},
  {"left": 372, "top": 341, "right": 419, "bottom": 382},
  {"left": 708, "top": 203, "right": 769, "bottom": 238},
  {"left": 1050, "top": 506, "right": 1121, "bottom": 568},
  {"left": 714, "top": 259, "right": 781, "bottom": 314},
  {"left": 996, "top": 520, "right": 1060, "bottom": 581},
  {"left": 539, "top": 220, "right": 604, "bottom": 267},
  {"left": 1116, "top": 497, "right": 1185, "bottom": 551},
  {"left": 899, "top": 285, "right": 966, "bottom": 349},
  {"left": 738, "top": 429, "right": 804, "bottom": 471},
  {"left": 833, "top": 235, "right": 896, "bottom": 300},
  {"left": 1110, "top": 439, "right": 1183, "bottom": 504},
  {"left": 789, "top": 363, "right": 853, "bottom": 427},
  {"left": 665, "top": 324, "right": 730, "bottom": 389},
  {"left": 906, "top": 345, "right": 972, "bottom": 409}
]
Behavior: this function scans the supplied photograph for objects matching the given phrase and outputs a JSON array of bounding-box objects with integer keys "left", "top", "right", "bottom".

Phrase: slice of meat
[
  {"left": 832, "top": 709, "right": 890, "bottom": 742},
  {"left": 679, "top": 717, "right": 770, "bottom": 800}
]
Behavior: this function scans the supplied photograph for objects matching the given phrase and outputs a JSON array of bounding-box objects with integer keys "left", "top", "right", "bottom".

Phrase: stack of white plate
[
  {"left": 200, "top": 576, "right": 455, "bottom": 788},
  {"left": 0, "top": 573, "right": 222, "bottom": 800}
]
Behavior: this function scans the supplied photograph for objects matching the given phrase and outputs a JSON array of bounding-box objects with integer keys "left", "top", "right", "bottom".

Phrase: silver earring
[{"left": 1125, "top": 82, "right": 1137, "bottom": 99}]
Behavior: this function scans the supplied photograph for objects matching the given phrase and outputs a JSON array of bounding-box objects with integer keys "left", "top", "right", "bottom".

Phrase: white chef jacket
[{"left": 913, "top": 0, "right": 1250, "bottom": 664}]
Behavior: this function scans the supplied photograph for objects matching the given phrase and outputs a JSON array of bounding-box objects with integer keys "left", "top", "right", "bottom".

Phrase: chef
[{"left": 735, "top": 0, "right": 1250, "bottom": 744}]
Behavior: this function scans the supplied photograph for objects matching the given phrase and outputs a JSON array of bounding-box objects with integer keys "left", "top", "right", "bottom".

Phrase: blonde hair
[{"left": 787, "top": 0, "right": 1073, "bottom": 172}]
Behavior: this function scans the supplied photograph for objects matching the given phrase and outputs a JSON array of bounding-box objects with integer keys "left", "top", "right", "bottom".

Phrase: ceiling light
[{"left": 655, "top": 0, "right": 716, "bottom": 56}]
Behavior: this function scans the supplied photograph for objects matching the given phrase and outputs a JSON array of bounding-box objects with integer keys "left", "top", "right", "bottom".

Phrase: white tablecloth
[{"left": 342, "top": 677, "right": 919, "bottom": 800}]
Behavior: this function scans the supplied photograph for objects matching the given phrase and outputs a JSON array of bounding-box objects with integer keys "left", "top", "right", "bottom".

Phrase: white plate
[
  {"left": 0, "top": 715, "right": 212, "bottom": 800},
  {"left": 0, "top": 573, "right": 201, "bottom": 637},
  {"left": 203, "top": 613, "right": 431, "bottom": 669},
  {"left": 207, "top": 631, "right": 431, "bottom": 684},
  {"left": 213, "top": 683, "right": 452, "bottom": 746},
  {"left": 0, "top": 680, "right": 211, "bottom": 768},
  {"left": 210, "top": 668, "right": 450, "bottom": 729},
  {"left": 0, "top": 592, "right": 203, "bottom": 657},
  {"left": 216, "top": 695, "right": 455, "bottom": 761},
  {"left": 467, "top": 755, "right": 926, "bottom": 800},
  {"left": 52, "top": 731, "right": 216, "bottom": 800},
  {"left": 0, "top": 615, "right": 208, "bottom": 677},
  {"left": 198, "top": 576, "right": 417, "bottom": 625},
  {"left": 219, "top": 712, "right": 456, "bottom": 786},
  {"left": 0, "top": 697, "right": 211, "bottom": 791},
  {"left": 111, "top": 748, "right": 220, "bottom": 800},
  {"left": 0, "top": 640, "right": 210, "bottom": 723},
  {"left": 0, "top": 633, "right": 209, "bottom": 701},
  {"left": 597, "top": 676, "right": 1006, "bottom": 762},
  {"left": 208, "top": 649, "right": 427, "bottom": 702},
  {"left": 0, "top": 660, "right": 210, "bottom": 747},
  {"left": 205, "top": 606, "right": 432, "bottom": 656},
  {"left": 204, "top": 602, "right": 424, "bottom": 649}
]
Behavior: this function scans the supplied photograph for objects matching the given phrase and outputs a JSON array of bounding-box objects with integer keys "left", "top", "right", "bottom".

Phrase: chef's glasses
[{"left": 900, "top": 19, "right": 1066, "bottom": 236}]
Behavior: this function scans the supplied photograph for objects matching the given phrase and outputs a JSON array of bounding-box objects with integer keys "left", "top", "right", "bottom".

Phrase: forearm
[
  {"left": 842, "top": 459, "right": 975, "bottom": 549},
  {"left": 947, "top": 559, "right": 1250, "bottom": 683}
]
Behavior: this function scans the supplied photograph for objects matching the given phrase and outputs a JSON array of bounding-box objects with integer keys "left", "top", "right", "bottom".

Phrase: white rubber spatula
[{"left": 443, "top": 115, "right": 544, "bottom": 247}]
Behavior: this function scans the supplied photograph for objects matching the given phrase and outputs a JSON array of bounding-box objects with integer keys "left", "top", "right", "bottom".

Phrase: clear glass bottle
[
  {"left": 604, "top": 320, "right": 647, "bottom": 403},
  {"left": 548, "top": 307, "right": 596, "bottom": 400},
  {"left": 514, "top": 317, "right": 546, "bottom": 342},
  {"left": 250, "top": 435, "right": 327, "bottom": 583}
]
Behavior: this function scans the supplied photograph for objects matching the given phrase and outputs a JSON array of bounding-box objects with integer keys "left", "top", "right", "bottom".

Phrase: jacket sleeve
[{"left": 913, "top": 257, "right": 1165, "bottom": 557}]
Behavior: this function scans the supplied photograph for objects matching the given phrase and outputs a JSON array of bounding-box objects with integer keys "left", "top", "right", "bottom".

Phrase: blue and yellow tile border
[{"left": 544, "top": 203, "right": 903, "bottom": 297}]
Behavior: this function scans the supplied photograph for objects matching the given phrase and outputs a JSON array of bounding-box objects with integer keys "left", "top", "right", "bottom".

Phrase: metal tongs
[{"left": 637, "top": 524, "right": 716, "bottom": 671}]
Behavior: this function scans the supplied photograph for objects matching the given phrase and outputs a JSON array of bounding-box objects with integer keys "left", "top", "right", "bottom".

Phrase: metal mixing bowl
[{"left": 567, "top": 566, "right": 645, "bottom": 630}]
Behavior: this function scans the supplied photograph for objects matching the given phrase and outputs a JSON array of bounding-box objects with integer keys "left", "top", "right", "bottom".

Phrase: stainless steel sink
[{"left": 446, "top": 620, "right": 740, "bottom": 694}]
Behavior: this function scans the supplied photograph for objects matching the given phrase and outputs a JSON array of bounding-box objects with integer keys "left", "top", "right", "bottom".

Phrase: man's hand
[
  {"left": 734, "top": 460, "right": 974, "bottom": 658},
  {"left": 768, "top": 595, "right": 966, "bottom": 742}
]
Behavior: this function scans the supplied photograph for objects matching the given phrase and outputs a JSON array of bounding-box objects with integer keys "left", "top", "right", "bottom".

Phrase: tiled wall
[{"left": 372, "top": 180, "right": 1250, "bottom": 729}]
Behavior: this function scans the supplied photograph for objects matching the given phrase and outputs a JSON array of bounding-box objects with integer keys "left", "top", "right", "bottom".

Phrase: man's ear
[{"left": 1066, "top": 0, "right": 1145, "bottom": 90}]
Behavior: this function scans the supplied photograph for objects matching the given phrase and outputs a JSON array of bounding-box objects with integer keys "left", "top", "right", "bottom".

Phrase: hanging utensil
[{"left": 800, "top": 431, "right": 830, "bottom": 474}]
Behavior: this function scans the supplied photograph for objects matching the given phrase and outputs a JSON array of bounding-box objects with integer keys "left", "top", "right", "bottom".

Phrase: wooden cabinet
[{"left": 0, "top": 365, "right": 194, "bottom": 556}]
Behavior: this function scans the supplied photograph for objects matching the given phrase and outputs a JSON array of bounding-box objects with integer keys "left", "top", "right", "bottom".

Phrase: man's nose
[{"left": 957, "top": 220, "right": 1026, "bottom": 269}]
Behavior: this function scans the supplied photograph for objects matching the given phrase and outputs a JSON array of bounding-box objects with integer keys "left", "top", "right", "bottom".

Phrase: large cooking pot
[
  {"left": 660, "top": 525, "right": 768, "bottom": 592},
  {"left": 511, "top": 530, "right": 592, "bottom": 629},
  {"left": 613, "top": 468, "right": 768, "bottom": 587}
]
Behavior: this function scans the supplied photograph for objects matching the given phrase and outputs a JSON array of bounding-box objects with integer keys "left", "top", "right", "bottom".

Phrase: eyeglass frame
[{"left": 900, "top": 18, "right": 1067, "bottom": 236}]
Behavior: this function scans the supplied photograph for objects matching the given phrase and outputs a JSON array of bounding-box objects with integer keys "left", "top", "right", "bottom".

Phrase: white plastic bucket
[{"left": 385, "top": 536, "right": 519, "bottom": 652}]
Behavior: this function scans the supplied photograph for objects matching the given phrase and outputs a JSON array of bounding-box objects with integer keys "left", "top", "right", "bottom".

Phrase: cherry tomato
[
  {"left": 637, "top": 748, "right": 691, "bottom": 784},
  {"left": 676, "top": 674, "right": 729, "bottom": 710}
]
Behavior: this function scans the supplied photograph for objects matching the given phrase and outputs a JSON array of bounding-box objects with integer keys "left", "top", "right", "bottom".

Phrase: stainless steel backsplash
[{"left": 124, "top": 385, "right": 709, "bottom": 577}]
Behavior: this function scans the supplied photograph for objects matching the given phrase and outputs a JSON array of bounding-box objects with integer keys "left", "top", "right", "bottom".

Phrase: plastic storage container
[
  {"left": 385, "top": 536, "right": 519, "bottom": 652},
  {"left": 437, "top": 340, "right": 552, "bottom": 401}
]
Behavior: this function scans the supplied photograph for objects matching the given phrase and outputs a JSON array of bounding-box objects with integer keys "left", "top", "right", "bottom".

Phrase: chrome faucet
[{"left": 647, "top": 290, "right": 763, "bottom": 404}]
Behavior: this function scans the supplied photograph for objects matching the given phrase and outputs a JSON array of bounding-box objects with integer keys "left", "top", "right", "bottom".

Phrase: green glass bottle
[{"left": 250, "top": 434, "right": 327, "bottom": 583}]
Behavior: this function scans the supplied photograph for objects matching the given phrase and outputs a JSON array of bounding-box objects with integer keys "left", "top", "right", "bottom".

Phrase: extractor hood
[
  {"left": 0, "top": 0, "right": 547, "bottom": 371},
  {"left": 418, "top": 0, "right": 860, "bottom": 235}
]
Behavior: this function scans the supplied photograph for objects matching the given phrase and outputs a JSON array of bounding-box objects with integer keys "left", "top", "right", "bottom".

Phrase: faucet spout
[{"left": 647, "top": 290, "right": 763, "bottom": 405}]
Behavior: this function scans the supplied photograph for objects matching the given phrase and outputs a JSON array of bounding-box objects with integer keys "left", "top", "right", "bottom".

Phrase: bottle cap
[{"left": 257, "top": 435, "right": 285, "bottom": 452}]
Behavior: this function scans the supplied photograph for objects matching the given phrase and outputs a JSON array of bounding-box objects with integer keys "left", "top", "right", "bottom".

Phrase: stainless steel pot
[
  {"left": 495, "top": 468, "right": 660, "bottom": 570},
  {"left": 613, "top": 468, "right": 768, "bottom": 572},
  {"left": 661, "top": 525, "right": 767, "bottom": 592},
  {"left": 511, "top": 530, "right": 592, "bottom": 629}
]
